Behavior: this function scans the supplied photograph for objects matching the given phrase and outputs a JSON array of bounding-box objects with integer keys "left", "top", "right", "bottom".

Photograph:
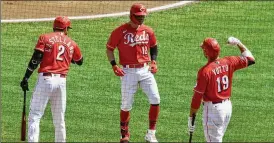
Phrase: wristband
[{"left": 110, "top": 60, "right": 117, "bottom": 66}]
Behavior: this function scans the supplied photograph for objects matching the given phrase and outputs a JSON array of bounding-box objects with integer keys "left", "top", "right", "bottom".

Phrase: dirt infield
[{"left": 1, "top": 1, "right": 179, "bottom": 20}]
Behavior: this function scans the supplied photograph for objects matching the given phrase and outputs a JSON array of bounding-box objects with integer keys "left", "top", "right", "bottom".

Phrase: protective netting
[
  {"left": 1, "top": 1, "right": 179, "bottom": 20},
  {"left": 1, "top": 1, "right": 274, "bottom": 142}
]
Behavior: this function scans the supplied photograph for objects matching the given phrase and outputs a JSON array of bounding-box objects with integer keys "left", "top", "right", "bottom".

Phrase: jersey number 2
[
  {"left": 216, "top": 75, "right": 229, "bottom": 92},
  {"left": 56, "top": 45, "right": 65, "bottom": 61}
]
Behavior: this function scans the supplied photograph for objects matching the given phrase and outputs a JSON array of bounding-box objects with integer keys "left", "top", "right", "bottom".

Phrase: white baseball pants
[
  {"left": 28, "top": 73, "right": 66, "bottom": 142},
  {"left": 120, "top": 65, "right": 160, "bottom": 111},
  {"left": 203, "top": 99, "right": 232, "bottom": 142}
]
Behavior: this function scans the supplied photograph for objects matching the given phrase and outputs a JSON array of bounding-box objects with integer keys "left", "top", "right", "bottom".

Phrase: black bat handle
[
  {"left": 189, "top": 134, "right": 192, "bottom": 143},
  {"left": 189, "top": 114, "right": 196, "bottom": 143},
  {"left": 23, "top": 90, "right": 26, "bottom": 112},
  {"left": 191, "top": 114, "right": 196, "bottom": 126},
  {"left": 21, "top": 90, "right": 27, "bottom": 141}
]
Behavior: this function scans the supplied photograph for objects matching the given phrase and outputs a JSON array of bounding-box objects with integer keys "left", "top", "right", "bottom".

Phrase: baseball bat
[
  {"left": 189, "top": 114, "right": 196, "bottom": 143},
  {"left": 21, "top": 90, "right": 27, "bottom": 141}
]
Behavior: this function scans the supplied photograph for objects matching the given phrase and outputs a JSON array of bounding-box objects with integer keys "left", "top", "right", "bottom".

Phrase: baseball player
[
  {"left": 188, "top": 37, "right": 255, "bottom": 142},
  {"left": 106, "top": 3, "right": 160, "bottom": 143},
  {"left": 20, "top": 16, "right": 83, "bottom": 142}
]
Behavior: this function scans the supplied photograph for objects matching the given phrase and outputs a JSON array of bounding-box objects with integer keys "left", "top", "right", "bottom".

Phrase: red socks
[
  {"left": 149, "top": 104, "right": 160, "bottom": 130},
  {"left": 120, "top": 104, "right": 159, "bottom": 138},
  {"left": 120, "top": 110, "right": 130, "bottom": 138}
]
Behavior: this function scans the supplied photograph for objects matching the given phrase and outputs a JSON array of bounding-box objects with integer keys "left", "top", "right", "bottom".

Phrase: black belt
[{"left": 212, "top": 98, "right": 230, "bottom": 104}]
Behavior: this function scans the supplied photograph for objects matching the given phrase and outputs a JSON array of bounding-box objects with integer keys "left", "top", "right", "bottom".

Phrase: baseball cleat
[{"left": 144, "top": 129, "right": 158, "bottom": 143}]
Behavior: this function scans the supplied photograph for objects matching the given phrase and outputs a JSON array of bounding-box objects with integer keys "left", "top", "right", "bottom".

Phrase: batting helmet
[
  {"left": 201, "top": 38, "right": 220, "bottom": 60},
  {"left": 130, "top": 3, "right": 147, "bottom": 25},
  {"left": 53, "top": 16, "right": 72, "bottom": 30}
]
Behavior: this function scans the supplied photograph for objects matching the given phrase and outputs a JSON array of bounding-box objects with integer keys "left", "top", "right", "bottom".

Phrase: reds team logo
[
  {"left": 124, "top": 31, "right": 149, "bottom": 47},
  {"left": 140, "top": 6, "right": 145, "bottom": 12}
]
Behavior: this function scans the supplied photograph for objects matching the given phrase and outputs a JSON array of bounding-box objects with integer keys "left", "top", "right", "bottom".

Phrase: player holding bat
[
  {"left": 20, "top": 16, "right": 83, "bottom": 142},
  {"left": 188, "top": 37, "right": 255, "bottom": 142}
]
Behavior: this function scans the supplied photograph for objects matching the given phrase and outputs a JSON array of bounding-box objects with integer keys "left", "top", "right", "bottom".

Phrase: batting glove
[
  {"left": 112, "top": 65, "right": 125, "bottom": 76},
  {"left": 188, "top": 117, "right": 195, "bottom": 133},
  {"left": 227, "top": 37, "right": 241, "bottom": 46},
  {"left": 150, "top": 60, "right": 158, "bottom": 74},
  {"left": 20, "top": 77, "right": 29, "bottom": 91}
]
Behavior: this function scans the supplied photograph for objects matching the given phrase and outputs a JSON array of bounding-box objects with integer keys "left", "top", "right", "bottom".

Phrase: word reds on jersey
[
  {"left": 106, "top": 3, "right": 160, "bottom": 143},
  {"left": 35, "top": 32, "right": 82, "bottom": 75},
  {"left": 107, "top": 23, "right": 157, "bottom": 65}
]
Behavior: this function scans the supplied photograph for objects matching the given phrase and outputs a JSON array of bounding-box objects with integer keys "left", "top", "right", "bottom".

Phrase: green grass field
[{"left": 1, "top": 1, "right": 274, "bottom": 142}]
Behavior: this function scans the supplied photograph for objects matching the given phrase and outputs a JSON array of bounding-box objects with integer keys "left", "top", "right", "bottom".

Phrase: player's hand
[
  {"left": 20, "top": 77, "right": 29, "bottom": 91},
  {"left": 227, "top": 37, "right": 241, "bottom": 46},
  {"left": 112, "top": 65, "right": 125, "bottom": 76},
  {"left": 188, "top": 117, "right": 195, "bottom": 133},
  {"left": 150, "top": 60, "right": 158, "bottom": 74}
]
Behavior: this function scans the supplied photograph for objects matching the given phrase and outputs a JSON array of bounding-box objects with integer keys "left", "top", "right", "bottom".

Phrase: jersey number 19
[{"left": 216, "top": 75, "right": 229, "bottom": 92}]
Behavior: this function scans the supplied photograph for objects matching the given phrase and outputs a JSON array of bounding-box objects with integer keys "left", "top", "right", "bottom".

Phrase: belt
[
  {"left": 43, "top": 73, "right": 66, "bottom": 78},
  {"left": 212, "top": 98, "right": 230, "bottom": 104},
  {"left": 123, "top": 63, "right": 147, "bottom": 68}
]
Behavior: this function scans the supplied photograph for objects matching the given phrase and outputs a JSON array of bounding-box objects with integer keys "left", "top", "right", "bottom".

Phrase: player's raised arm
[{"left": 227, "top": 37, "right": 255, "bottom": 66}]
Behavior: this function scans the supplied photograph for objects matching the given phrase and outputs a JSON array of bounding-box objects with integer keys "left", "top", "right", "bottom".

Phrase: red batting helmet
[
  {"left": 53, "top": 16, "right": 72, "bottom": 30},
  {"left": 130, "top": 3, "right": 147, "bottom": 25},
  {"left": 201, "top": 38, "right": 220, "bottom": 60}
]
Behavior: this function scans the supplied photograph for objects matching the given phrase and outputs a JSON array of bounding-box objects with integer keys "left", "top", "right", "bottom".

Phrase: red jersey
[
  {"left": 106, "top": 23, "right": 157, "bottom": 65},
  {"left": 194, "top": 56, "right": 248, "bottom": 102},
  {"left": 35, "top": 32, "right": 82, "bottom": 75}
]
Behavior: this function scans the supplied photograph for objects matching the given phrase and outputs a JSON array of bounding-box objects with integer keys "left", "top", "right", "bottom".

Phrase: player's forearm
[
  {"left": 237, "top": 43, "right": 254, "bottom": 58},
  {"left": 237, "top": 43, "right": 252, "bottom": 55},
  {"left": 72, "top": 57, "right": 83, "bottom": 66},
  {"left": 106, "top": 49, "right": 117, "bottom": 66},
  {"left": 150, "top": 45, "right": 158, "bottom": 61},
  {"left": 190, "top": 108, "right": 199, "bottom": 117},
  {"left": 23, "top": 68, "right": 33, "bottom": 80},
  {"left": 237, "top": 43, "right": 255, "bottom": 65},
  {"left": 189, "top": 92, "right": 203, "bottom": 117},
  {"left": 237, "top": 42, "right": 248, "bottom": 53},
  {"left": 76, "top": 57, "right": 83, "bottom": 65},
  {"left": 106, "top": 49, "right": 115, "bottom": 61},
  {"left": 23, "top": 50, "right": 43, "bottom": 79}
]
